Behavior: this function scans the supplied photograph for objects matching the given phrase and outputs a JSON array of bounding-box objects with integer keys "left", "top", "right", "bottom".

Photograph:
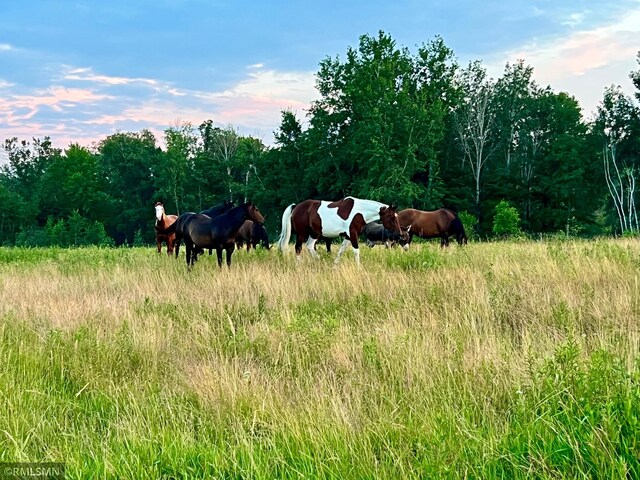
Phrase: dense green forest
[{"left": 1, "top": 32, "right": 639, "bottom": 246}]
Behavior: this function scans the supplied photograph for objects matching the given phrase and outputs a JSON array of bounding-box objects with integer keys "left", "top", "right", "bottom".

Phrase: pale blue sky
[{"left": 1, "top": 0, "right": 639, "bottom": 152}]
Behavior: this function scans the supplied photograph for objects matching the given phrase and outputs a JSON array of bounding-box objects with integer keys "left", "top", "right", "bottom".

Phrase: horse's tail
[
  {"left": 451, "top": 214, "right": 467, "bottom": 245},
  {"left": 277, "top": 204, "right": 296, "bottom": 252}
]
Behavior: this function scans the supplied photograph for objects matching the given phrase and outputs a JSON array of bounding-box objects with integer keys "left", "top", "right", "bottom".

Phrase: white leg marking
[
  {"left": 353, "top": 247, "right": 360, "bottom": 266},
  {"left": 334, "top": 239, "right": 351, "bottom": 265},
  {"left": 306, "top": 237, "right": 320, "bottom": 259}
]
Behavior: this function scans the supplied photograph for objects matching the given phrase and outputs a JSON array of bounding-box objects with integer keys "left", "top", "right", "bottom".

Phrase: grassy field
[{"left": 0, "top": 239, "right": 639, "bottom": 479}]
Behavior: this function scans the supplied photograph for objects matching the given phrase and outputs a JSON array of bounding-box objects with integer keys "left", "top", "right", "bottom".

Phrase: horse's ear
[{"left": 389, "top": 203, "right": 397, "bottom": 211}]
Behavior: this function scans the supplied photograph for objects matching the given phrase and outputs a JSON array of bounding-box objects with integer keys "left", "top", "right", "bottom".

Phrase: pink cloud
[{"left": 491, "top": 7, "right": 640, "bottom": 115}]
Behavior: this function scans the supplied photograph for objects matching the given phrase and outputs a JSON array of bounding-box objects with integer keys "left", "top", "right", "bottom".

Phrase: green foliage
[
  {"left": 1, "top": 36, "right": 639, "bottom": 242},
  {"left": 493, "top": 200, "right": 522, "bottom": 237},
  {"left": 496, "top": 342, "right": 640, "bottom": 478},
  {"left": 457, "top": 210, "right": 478, "bottom": 239},
  {"left": 132, "top": 229, "right": 145, "bottom": 247},
  {"left": 14, "top": 212, "right": 113, "bottom": 247}
]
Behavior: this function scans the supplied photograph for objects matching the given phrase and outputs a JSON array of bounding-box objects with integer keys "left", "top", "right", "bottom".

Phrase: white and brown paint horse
[
  {"left": 277, "top": 197, "right": 404, "bottom": 265},
  {"left": 154, "top": 201, "right": 178, "bottom": 255}
]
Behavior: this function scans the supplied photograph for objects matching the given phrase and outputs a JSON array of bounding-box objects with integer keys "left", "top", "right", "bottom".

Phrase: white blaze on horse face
[{"left": 155, "top": 205, "right": 164, "bottom": 221}]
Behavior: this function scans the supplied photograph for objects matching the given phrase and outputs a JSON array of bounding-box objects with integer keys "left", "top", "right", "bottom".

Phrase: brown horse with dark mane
[
  {"left": 154, "top": 201, "right": 178, "bottom": 255},
  {"left": 236, "top": 220, "right": 271, "bottom": 251},
  {"left": 277, "top": 196, "right": 404, "bottom": 265},
  {"left": 398, "top": 208, "right": 467, "bottom": 248}
]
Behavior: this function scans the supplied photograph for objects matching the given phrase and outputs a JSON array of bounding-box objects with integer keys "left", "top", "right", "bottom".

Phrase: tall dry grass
[{"left": 0, "top": 240, "right": 639, "bottom": 478}]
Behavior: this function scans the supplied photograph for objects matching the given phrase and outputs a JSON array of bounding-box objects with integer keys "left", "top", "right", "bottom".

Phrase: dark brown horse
[
  {"left": 398, "top": 208, "right": 467, "bottom": 248},
  {"left": 165, "top": 202, "right": 265, "bottom": 268},
  {"left": 154, "top": 201, "right": 178, "bottom": 255},
  {"left": 201, "top": 201, "right": 235, "bottom": 256},
  {"left": 235, "top": 220, "right": 271, "bottom": 251},
  {"left": 277, "top": 196, "right": 404, "bottom": 265}
]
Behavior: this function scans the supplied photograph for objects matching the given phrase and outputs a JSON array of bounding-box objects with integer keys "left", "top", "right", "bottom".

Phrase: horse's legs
[
  {"left": 441, "top": 235, "right": 449, "bottom": 248},
  {"left": 334, "top": 239, "right": 351, "bottom": 265},
  {"left": 294, "top": 235, "right": 305, "bottom": 262},
  {"left": 246, "top": 242, "right": 251, "bottom": 252},
  {"left": 156, "top": 238, "right": 162, "bottom": 254},
  {"left": 226, "top": 244, "right": 235, "bottom": 268},
  {"left": 167, "top": 236, "right": 174, "bottom": 255},
  {"left": 185, "top": 242, "right": 192, "bottom": 268},
  {"left": 326, "top": 239, "right": 332, "bottom": 253},
  {"left": 403, "top": 234, "right": 413, "bottom": 251},
  {"left": 350, "top": 234, "right": 361, "bottom": 266},
  {"left": 215, "top": 247, "right": 224, "bottom": 268},
  {"left": 174, "top": 233, "right": 182, "bottom": 258},
  {"left": 306, "top": 237, "right": 320, "bottom": 259}
]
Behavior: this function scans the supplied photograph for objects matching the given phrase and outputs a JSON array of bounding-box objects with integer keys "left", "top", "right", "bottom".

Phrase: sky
[{"left": 1, "top": 0, "right": 639, "bottom": 159}]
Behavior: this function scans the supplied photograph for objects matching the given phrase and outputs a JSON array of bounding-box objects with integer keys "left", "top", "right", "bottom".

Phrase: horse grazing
[
  {"left": 154, "top": 201, "right": 178, "bottom": 255},
  {"left": 398, "top": 208, "right": 467, "bottom": 248},
  {"left": 277, "top": 196, "right": 404, "bottom": 265},
  {"left": 166, "top": 202, "right": 264, "bottom": 268},
  {"left": 236, "top": 220, "right": 271, "bottom": 251},
  {"left": 363, "top": 222, "right": 407, "bottom": 248}
]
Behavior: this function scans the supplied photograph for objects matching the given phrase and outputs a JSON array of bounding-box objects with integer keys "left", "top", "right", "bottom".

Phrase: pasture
[{"left": 1, "top": 240, "right": 639, "bottom": 478}]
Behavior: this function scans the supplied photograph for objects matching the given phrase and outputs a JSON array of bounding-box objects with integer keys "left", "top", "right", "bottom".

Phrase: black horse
[
  {"left": 200, "top": 201, "right": 235, "bottom": 256},
  {"left": 166, "top": 202, "right": 265, "bottom": 268},
  {"left": 170, "top": 202, "right": 235, "bottom": 261},
  {"left": 200, "top": 200, "right": 234, "bottom": 218},
  {"left": 362, "top": 222, "right": 405, "bottom": 248}
]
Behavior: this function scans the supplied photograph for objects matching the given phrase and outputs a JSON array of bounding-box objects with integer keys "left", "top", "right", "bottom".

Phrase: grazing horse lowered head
[
  {"left": 277, "top": 196, "right": 404, "bottom": 265},
  {"left": 236, "top": 219, "right": 271, "bottom": 251},
  {"left": 154, "top": 201, "right": 178, "bottom": 255},
  {"left": 363, "top": 222, "right": 408, "bottom": 249},
  {"left": 398, "top": 208, "right": 467, "bottom": 248}
]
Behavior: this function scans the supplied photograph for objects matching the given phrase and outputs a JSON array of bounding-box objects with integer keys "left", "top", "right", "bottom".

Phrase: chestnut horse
[
  {"left": 154, "top": 202, "right": 178, "bottom": 255},
  {"left": 165, "top": 202, "right": 265, "bottom": 268},
  {"left": 277, "top": 196, "right": 404, "bottom": 265},
  {"left": 398, "top": 208, "right": 467, "bottom": 248}
]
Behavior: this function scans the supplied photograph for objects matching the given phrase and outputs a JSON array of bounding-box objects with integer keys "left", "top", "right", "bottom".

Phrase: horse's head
[
  {"left": 246, "top": 201, "right": 265, "bottom": 225},
  {"left": 400, "top": 224, "right": 411, "bottom": 250},
  {"left": 379, "top": 204, "right": 404, "bottom": 239},
  {"left": 154, "top": 201, "right": 164, "bottom": 222}
]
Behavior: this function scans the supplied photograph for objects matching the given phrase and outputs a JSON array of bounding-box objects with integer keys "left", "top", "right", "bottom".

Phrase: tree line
[{"left": 1, "top": 32, "right": 639, "bottom": 246}]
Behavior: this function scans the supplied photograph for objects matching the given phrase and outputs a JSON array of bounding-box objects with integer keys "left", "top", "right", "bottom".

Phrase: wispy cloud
[
  {"left": 1, "top": 63, "right": 317, "bottom": 148},
  {"left": 489, "top": 5, "right": 640, "bottom": 116},
  {"left": 62, "top": 67, "right": 158, "bottom": 87},
  {"left": 0, "top": 43, "right": 12, "bottom": 51},
  {"left": 0, "top": 86, "right": 112, "bottom": 126}
]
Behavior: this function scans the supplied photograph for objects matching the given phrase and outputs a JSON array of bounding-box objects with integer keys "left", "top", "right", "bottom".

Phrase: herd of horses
[{"left": 154, "top": 197, "right": 467, "bottom": 269}]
